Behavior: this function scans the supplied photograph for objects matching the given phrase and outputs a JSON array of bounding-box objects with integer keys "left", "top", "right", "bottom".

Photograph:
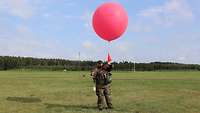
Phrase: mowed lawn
[{"left": 0, "top": 71, "right": 200, "bottom": 113}]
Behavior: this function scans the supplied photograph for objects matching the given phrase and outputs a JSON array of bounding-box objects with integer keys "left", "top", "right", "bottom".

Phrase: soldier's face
[{"left": 97, "top": 63, "right": 103, "bottom": 68}]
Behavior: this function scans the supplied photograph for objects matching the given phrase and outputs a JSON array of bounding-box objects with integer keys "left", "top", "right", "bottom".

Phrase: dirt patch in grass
[{"left": 6, "top": 96, "right": 42, "bottom": 103}]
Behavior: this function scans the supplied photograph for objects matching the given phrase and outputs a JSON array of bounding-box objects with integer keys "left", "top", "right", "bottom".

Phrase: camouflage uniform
[{"left": 91, "top": 65, "right": 113, "bottom": 110}]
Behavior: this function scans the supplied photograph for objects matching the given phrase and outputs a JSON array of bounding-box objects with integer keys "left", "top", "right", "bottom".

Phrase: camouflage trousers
[{"left": 96, "top": 84, "right": 112, "bottom": 109}]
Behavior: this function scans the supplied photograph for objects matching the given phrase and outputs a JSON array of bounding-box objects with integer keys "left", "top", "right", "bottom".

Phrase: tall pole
[
  {"left": 78, "top": 52, "right": 80, "bottom": 61},
  {"left": 78, "top": 52, "right": 81, "bottom": 71},
  {"left": 134, "top": 60, "right": 136, "bottom": 72},
  {"left": 131, "top": 57, "right": 136, "bottom": 72}
]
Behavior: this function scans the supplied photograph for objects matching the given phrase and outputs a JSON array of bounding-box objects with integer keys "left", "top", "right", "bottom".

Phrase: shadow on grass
[
  {"left": 44, "top": 103, "right": 97, "bottom": 110},
  {"left": 44, "top": 103, "right": 136, "bottom": 112},
  {"left": 6, "top": 96, "right": 42, "bottom": 103}
]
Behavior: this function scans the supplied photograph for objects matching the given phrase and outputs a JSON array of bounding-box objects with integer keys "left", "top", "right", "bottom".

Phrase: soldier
[
  {"left": 91, "top": 60, "right": 103, "bottom": 83},
  {"left": 91, "top": 62, "right": 113, "bottom": 110}
]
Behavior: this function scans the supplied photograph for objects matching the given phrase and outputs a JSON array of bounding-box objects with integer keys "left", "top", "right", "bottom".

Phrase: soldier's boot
[{"left": 97, "top": 96, "right": 104, "bottom": 110}]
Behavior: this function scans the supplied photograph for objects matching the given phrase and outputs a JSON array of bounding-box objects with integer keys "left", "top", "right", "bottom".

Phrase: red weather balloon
[{"left": 93, "top": 2, "right": 128, "bottom": 42}]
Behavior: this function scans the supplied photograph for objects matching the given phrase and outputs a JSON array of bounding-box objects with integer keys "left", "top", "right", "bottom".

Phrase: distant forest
[{"left": 0, "top": 56, "right": 200, "bottom": 71}]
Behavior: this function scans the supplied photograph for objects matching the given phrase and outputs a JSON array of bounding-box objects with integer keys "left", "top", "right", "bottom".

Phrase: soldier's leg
[
  {"left": 104, "top": 85, "right": 113, "bottom": 108},
  {"left": 96, "top": 87, "right": 104, "bottom": 110}
]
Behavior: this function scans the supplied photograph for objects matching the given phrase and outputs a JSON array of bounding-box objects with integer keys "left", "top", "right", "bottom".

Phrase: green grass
[{"left": 0, "top": 71, "right": 200, "bottom": 113}]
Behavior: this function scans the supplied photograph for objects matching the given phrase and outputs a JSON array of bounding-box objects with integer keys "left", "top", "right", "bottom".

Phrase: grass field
[{"left": 0, "top": 71, "right": 200, "bottom": 113}]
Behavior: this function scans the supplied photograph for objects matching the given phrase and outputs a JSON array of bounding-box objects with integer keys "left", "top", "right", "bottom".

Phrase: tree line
[{"left": 0, "top": 56, "right": 200, "bottom": 71}]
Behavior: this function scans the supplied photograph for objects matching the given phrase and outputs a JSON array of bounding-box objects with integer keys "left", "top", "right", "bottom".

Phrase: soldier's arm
[
  {"left": 108, "top": 64, "right": 113, "bottom": 72},
  {"left": 91, "top": 69, "right": 97, "bottom": 83}
]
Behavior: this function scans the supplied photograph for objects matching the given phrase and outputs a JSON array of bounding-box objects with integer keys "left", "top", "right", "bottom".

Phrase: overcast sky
[{"left": 0, "top": 0, "right": 200, "bottom": 64}]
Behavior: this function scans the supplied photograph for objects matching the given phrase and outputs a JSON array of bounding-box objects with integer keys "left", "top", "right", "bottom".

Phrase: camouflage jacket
[
  {"left": 91, "top": 67, "right": 101, "bottom": 83},
  {"left": 91, "top": 68, "right": 112, "bottom": 86}
]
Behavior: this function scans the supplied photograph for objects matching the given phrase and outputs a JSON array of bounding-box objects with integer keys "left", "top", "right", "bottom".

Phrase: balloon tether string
[{"left": 108, "top": 41, "right": 111, "bottom": 61}]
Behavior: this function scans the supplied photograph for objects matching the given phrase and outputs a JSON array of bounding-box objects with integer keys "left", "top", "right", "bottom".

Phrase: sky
[{"left": 0, "top": 0, "right": 200, "bottom": 64}]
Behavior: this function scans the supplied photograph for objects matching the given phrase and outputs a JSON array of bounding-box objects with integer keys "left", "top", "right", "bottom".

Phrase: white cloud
[
  {"left": 177, "top": 56, "right": 187, "bottom": 61},
  {"left": 81, "top": 41, "right": 134, "bottom": 62},
  {"left": 139, "top": 0, "right": 194, "bottom": 26},
  {"left": 64, "top": 15, "right": 73, "bottom": 19},
  {"left": 0, "top": 0, "right": 34, "bottom": 20},
  {"left": 82, "top": 41, "right": 94, "bottom": 50},
  {"left": 130, "top": 23, "right": 152, "bottom": 33},
  {"left": 82, "top": 40, "right": 104, "bottom": 53},
  {"left": 80, "top": 10, "right": 93, "bottom": 29},
  {"left": 16, "top": 25, "right": 31, "bottom": 34},
  {"left": 81, "top": 40, "right": 109, "bottom": 61},
  {"left": 0, "top": 25, "right": 68, "bottom": 58},
  {"left": 43, "top": 13, "right": 50, "bottom": 18},
  {"left": 111, "top": 41, "right": 134, "bottom": 62},
  {"left": 64, "top": 1, "right": 76, "bottom": 7},
  {"left": 114, "top": 41, "right": 133, "bottom": 53}
]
